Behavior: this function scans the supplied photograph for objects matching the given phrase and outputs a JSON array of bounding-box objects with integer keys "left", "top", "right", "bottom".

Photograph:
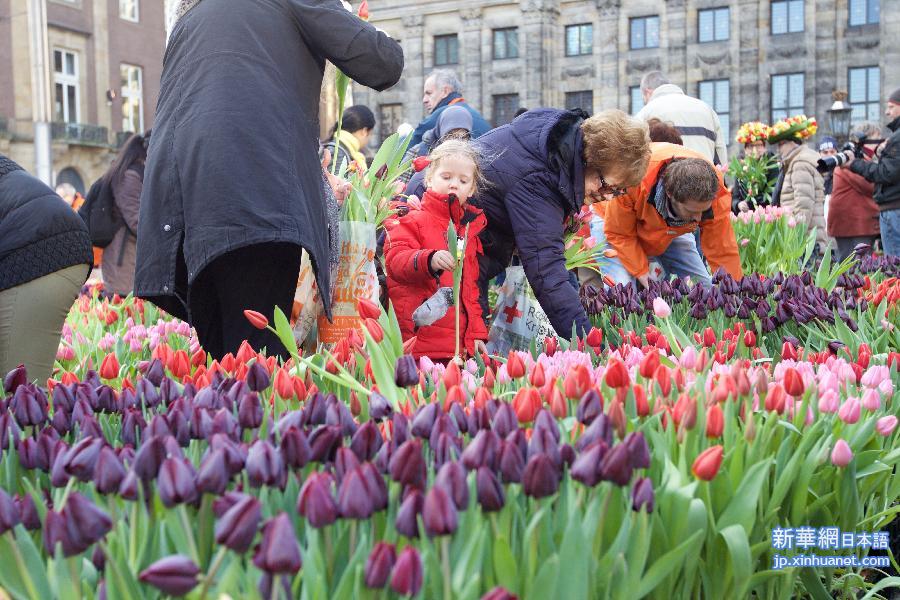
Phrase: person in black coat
[
  {"left": 135, "top": 0, "right": 403, "bottom": 359},
  {"left": 470, "top": 108, "right": 652, "bottom": 338},
  {"left": 0, "top": 155, "right": 93, "bottom": 381}
]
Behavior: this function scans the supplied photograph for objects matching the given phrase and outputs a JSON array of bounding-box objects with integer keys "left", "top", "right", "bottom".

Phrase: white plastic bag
[{"left": 485, "top": 266, "right": 555, "bottom": 355}]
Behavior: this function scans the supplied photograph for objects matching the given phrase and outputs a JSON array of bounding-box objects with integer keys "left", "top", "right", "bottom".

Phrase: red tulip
[
  {"left": 639, "top": 349, "right": 660, "bottom": 379},
  {"left": 512, "top": 388, "right": 541, "bottom": 423},
  {"left": 442, "top": 361, "right": 461, "bottom": 389},
  {"left": 548, "top": 385, "right": 567, "bottom": 418},
  {"left": 274, "top": 367, "right": 295, "bottom": 400},
  {"left": 243, "top": 310, "right": 269, "bottom": 330},
  {"left": 357, "top": 298, "right": 382, "bottom": 320},
  {"left": 691, "top": 445, "right": 723, "bottom": 481},
  {"left": 633, "top": 383, "right": 650, "bottom": 417},
  {"left": 672, "top": 393, "right": 696, "bottom": 430},
  {"left": 506, "top": 352, "right": 525, "bottom": 379},
  {"left": 483, "top": 367, "right": 496, "bottom": 390},
  {"left": 764, "top": 384, "right": 786, "bottom": 414},
  {"left": 564, "top": 365, "right": 591, "bottom": 399},
  {"left": 702, "top": 327, "right": 716, "bottom": 348},
  {"left": 363, "top": 318, "right": 384, "bottom": 343},
  {"left": 783, "top": 367, "right": 805, "bottom": 397},
  {"left": 357, "top": 0, "right": 369, "bottom": 20},
  {"left": 781, "top": 341, "right": 798, "bottom": 361},
  {"left": 586, "top": 327, "right": 603, "bottom": 349},
  {"left": 742, "top": 330, "right": 756, "bottom": 348},
  {"left": 412, "top": 156, "right": 431, "bottom": 172},
  {"left": 604, "top": 359, "right": 629, "bottom": 389},
  {"left": 706, "top": 404, "right": 723, "bottom": 438},
  {"left": 543, "top": 336, "right": 558, "bottom": 356},
  {"left": 529, "top": 362, "right": 546, "bottom": 388},
  {"left": 99, "top": 354, "right": 120, "bottom": 380}
]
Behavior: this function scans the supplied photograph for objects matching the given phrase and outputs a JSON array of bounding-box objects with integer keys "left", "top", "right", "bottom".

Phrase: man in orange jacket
[{"left": 590, "top": 142, "right": 742, "bottom": 287}]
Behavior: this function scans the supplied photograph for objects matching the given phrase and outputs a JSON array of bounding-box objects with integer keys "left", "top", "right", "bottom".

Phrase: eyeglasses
[{"left": 598, "top": 172, "right": 627, "bottom": 198}]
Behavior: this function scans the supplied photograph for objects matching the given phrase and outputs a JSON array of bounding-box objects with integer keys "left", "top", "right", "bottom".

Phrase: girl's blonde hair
[
  {"left": 581, "top": 109, "right": 652, "bottom": 188},
  {"left": 425, "top": 138, "right": 485, "bottom": 195}
]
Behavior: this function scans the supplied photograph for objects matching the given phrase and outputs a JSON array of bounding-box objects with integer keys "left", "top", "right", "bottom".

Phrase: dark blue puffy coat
[{"left": 471, "top": 109, "right": 591, "bottom": 338}]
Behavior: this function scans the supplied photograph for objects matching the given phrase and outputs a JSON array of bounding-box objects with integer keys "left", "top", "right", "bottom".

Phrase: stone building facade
[
  {"left": 353, "top": 0, "right": 898, "bottom": 154},
  {"left": 0, "top": 0, "right": 166, "bottom": 191}
]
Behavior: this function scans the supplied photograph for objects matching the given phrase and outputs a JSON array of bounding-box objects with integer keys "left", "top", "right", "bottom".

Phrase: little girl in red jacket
[{"left": 384, "top": 139, "right": 488, "bottom": 360}]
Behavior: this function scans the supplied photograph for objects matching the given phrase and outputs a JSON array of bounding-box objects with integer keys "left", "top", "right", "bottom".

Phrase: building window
[
  {"left": 565, "top": 24, "right": 592, "bottom": 56},
  {"left": 492, "top": 94, "right": 519, "bottom": 127},
  {"left": 53, "top": 49, "right": 79, "bottom": 124},
  {"left": 699, "top": 79, "right": 730, "bottom": 141},
  {"left": 849, "top": 66, "right": 880, "bottom": 122},
  {"left": 771, "top": 0, "right": 804, "bottom": 34},
  {"left": 630, "top": 86, "right": 644, "bottom": 114},
  {"left": 565, "top": 91, "right": 593, "bottom": 114},
  {"left": 120, "top": 64, "right": 143, "bottom": 133},
  {"left": 434, "top": 34, "right": 459, "bottom": 66},
  {"left": 493, "top": 28, "right": 519, "bottom": 60},
  {"left": 378, "top": 103, "right": 403, "bottom": 144},
  {"left": 119, "top": 0, "right": 139, "bottom": 22},
  {"left": 698, "top": 7, "right": 730, "bottom": 42},
  {"left": 630, "top": 16, "right": 660, "bottom": 50},
  {"left": 849, "top": 0, "right": 879, "bottom": 25},
  {"left": 771, "top": 73, "right": 805, "bottom": 122}
]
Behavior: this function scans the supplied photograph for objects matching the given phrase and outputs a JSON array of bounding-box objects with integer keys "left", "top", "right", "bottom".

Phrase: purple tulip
[
  {"left": 11, "top": 384, "right": 47, "bottom": 427},
  {"left": 522, "top": 454, "right": 559, "bottom": 499},
  {"left": 491, "top": 402, "right": 518, "bottom": 438},
  {"left": 624, "top": 432, "right": 651, "bottom": 470},
  {"left": 62, "top": 436, "right": 104, "bottom": 481},
  {"left": 0, "top": 489, "right": 20, "bottom": 535},
  {"left": 527, "top": 428, "right": 562, "bottom": 469},
  {"left": 533, "top": 409, "right": 560, "bottom": 442},
  {"left": 157, "top": 457, "right": 198, "bottom": 507},
  {"left": 389, "top": 439, "right": 427, "bottom": 489},
  {"left": 246, "top": 361, "right": 271, "bottom": 392},
  {"left": 394, "top": 355, "right": 419, "bottom": 387},
  {"left": 350, "top": 421, "right": 383, "bottom": 462},
  {"left": 238, "top": 393, "right": 263, "bottom": 429},
  {"left": 139, "top": 555, "right": 200, "bottom": 596},
  {"left": 253, "top": 513, "right": 302, "bottom": 574},
  {"left": 476, "top": 466, "right": 505, "bottom": 512},
  {"left": 280, "top": 427, "right": 311, "bottom": 469},
  {"left": 3, "top": 364, "right": 27, "bottom": 393},
  {"left": 325, "top": 397, "right": 357, "bottom": 437},
  {"left": 246, "top": 440, "right": 286, "bottom": 489},
  {"left": 364, "top": 542, "right": 396, "bottom": 589},
  {"left": 308, "top": 425, "right": 342, "bottom": 463},
  {"left": 410, "top": 402, "right": 439, "bottom": 438},
  {"left": 434, "top": 461, "right": 469, "bottom": 510},
  {"left": 368, "top": 391, "right": 393, "bottom": 420},
  {"left": 63, "top": 492, "right": 113, "bottom": 554},
  {"left": 599, "top": 443, "right": 633, "bottom": 486},
  {"left": 132, "top": 435, "right": 167, "bottom": 480},
  {"left": 461, "top": 429, "right": 500, "bottom": 471},
  {"left": 297, "top": 473, "right": 338, "bottom": 528},
  {"left": 391, "top": 546, "right": 424, "bottom": 597},
  {"left": 215, "top": 494, "right": 262, "bottom": 553},
  {"left": 395, "top": 489, "right": 424, "bottom": 538},
  {"left": 576, "top": 390, "right": 603, "bottom": 425},
  {"left": 196, "top": 448, "right": 230, "bottom": 495},
  {"left": 432, "top": 432, "right": 460, "bottom": 468},
  {"left": 570, "top": 441, "right": 608, "bottom": 487},
  {"left": 93, "top": 446, "right": 127, "bottom": 495},
  {"left": 497, "top": 441, "right": 524, "bottom": 483},
  {"left": 631, "top": 477, "right": 655, "bottom": 512},
  {"left": 43, "top": 509, "right": 73, "bottom": 556},
  {"left": 423, "top": 485, "right": 458, "bottom": 537}
]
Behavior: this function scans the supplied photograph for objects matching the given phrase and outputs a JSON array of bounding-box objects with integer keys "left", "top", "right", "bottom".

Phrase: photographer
[
  {"left": 843, "top": 88, "right": 900, "bottom": 257},
  {"left": 828, "top": 122, "right": 883, "bottom": 261}
]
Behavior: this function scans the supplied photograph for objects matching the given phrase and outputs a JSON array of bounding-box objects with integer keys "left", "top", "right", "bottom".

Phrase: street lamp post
[
  {"left": 26, "top": 0, "right": 52, "bottom": 185},
  {"left": 826, "top": 91, "right": 853, "bottom": 146}
]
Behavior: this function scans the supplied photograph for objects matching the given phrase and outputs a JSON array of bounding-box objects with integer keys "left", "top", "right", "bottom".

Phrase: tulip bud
[
  {"left": 564, "top": 365, "right": 591, "bottom": 399},
  {"left": 0, "top": 489, "right": 20, "bottom": 535},
  {"left": 246, "top": 440, "right": 287, "bottom": 489},
  {"left": 434, "top": 461, "right": 469, "bottom": 510},
  {"left": 876, "top": 415, "right": 898, "bottom": 437},
  {"left": 157, "top": 457, "right": 198, "bottom": 507},
  {"left": 607, "top": 398, "right": 626, "bottom": 440},
  {"left": 652, "top": 297, "right": 671, "bottom": 318},
  {"left": 99, "top": 354, "right": 120, "bottom": 380},
  {"left": 461, "top": 429, "right": 499, "bottom": 471},
  {"left": 364, "top": 542, "right": 396, "bottom": 589},
  {"left": 705, "top": 404, "right": 724, "bottom": 439},
  {"left": 395, "top": 489, "right": 424, "bottom": 538},
  {"left": 631, "top": 477, "right": 655, "bottom": 512},
  {"left": 63, "top": 492, "right": 113, "bottom": 554},
  {"left": 308, "top": 424, "right": 342, "bottom": 463},
  {"left": 604, "top": 359, "right": 630, "bottom": 389},
  {"left": 243, "top": 310, "right": 269, "bottom": 330},
  {"left": 62, "top": 436, "right": 104, "bottom": 481},
  {"left": 238, "top": 392, "right": 264, "bottom": 430},
  {"left": 3, "top": 364, "right": 27, "bottom": 393},
  {"left": 522, "top": 454, "right": 559, "bottom": 499},
  {"left": 369, "top": 391, "right": 393, "bottom": 421},
  {"left": 215, "top": 494, "right": 262, "bottom": 553},
  {"left": 838, "top": 398, "right": 861, "bottom": 424},
  {"left": 782, "top": 367, "right": 805, "bottom": 397},
  {"left": 576, "top": 389, "right": 603, "bottom": 425},
  {"left": 246, "top": 361, "right": 271, "bottom": 392},
  {"left": 394, "top": 355, "right": 419, "bottom": 387},
  {"left": 338, "top": 466, "right": 376, "bottom": 519},
  {"left": 196, "top": 448, "right": 230, "bottom": 495},
  {"left": 599, "top": 443, "right": 633, "bottom": 486},
  {"left": 691, "top": 445, "right": 723, "bottom": 481},
  {"left": 390, "top": 546, "right": 423, "bottom": 597},
  {"left": 93, "top": 446, "right": 126, "bottom": 495},
  {"left": 570, "top": 441, "right": 607, "bottom": 487},
  {"left": 411, "top": 402, "right": 439, "bottom": 438},
  {"left": 253, "top": 513, "right": 302, "bottom": 574},
  {"left": 297, "top": 473, "right": 338, "bottom": 528},
  {"left": 423, "top": 485, "right": 458, "bottom": 537},
  {"left": 830, "top": 439, "right": 853, "bottom": 467},
  {"left": 476, "top": 466, "right": 505, "bottom": 512},
  {"left": 764, "top": 384, "right": 786, "bottom": 414},
  {"left": 505, "top": 352, "right": 526, "bottom": 379},
  {"left": 139, "top": 555, "right": 201, "bottom": 597},
  {"left": 512, "top": 388, "right": 541, "bottom": 424}
]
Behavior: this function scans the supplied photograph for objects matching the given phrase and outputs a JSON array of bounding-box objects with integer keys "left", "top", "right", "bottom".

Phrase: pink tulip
[
  {"left": 652, "top": 297, "right": 671, "bottom": 319},
  {"left": 56, "top": 345, "right": 75, "bottom": 361},
  {"left": 878, "top": 380, "right": 894, "bottom": 399},
  {"left": 861, "top": 388, "right": 881, "bottom": 412},
  {"left": 831, "top": 439, "right": 853, "bottom": 467},
  {"left": 740, "top": 238, "right": 750, "bottom": 247},
  {"left": 876, "top": 416, "right": 898, "bottom": 437},
  {"left": 679, "top": 346, "right": 697, "bottom": 370},
  {"left": 817, "top": 389, "right": 840, "bottom": 414},
  {"left": 838, "top": 398, "right": 860, "bottom": 424},
  {"left": 583, "top": 236, "right": 597, "bottom": 249}
]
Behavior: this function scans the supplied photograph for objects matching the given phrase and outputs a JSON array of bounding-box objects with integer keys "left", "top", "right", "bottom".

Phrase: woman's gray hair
[{"left": 853, "top": 121, "right": 884, "bottom": 139}]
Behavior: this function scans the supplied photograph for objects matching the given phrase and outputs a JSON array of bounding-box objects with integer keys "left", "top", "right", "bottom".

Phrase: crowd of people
[{"left": 1, "top": 0, "right": 899, "bottom": 372}]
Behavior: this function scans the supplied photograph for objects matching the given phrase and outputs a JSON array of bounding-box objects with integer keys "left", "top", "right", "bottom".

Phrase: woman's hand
[
  {"left": 430, "top": 250, "right": 455, "bottom": 272},
  {"left": 321, "top": 150, "right": 352, "bottom": 205}
]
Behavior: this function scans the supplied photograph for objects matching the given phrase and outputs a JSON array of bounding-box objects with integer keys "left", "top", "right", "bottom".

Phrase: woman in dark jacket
[
  {"left": 0, "top": 155, "right": 93, "bottom": 381},
  {"left": 471, "top": 108, "right": 651, "bottom": 339},
  {"left": 102, "top": 130, "right": 149, "bottom": 297},
  {"left": 135, "top": 0, "right": 403, "bottom": 359}
]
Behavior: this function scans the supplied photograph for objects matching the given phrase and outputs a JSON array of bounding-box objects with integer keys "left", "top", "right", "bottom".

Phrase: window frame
[
  {"left": 120, "top": 63, "right": 144, "bottom": 133},
  {"left": 698, "top": 7, "right": 730, "bottom": 43},
  {"left": 565, "top": 90, "right": 594, "bottom": 114},
  {"left": 771, "top": 0, "right": 805, "bottom": 35},
  {"left": 492, "top": 27, "right": 519, "bottom": 60},
  {"left": 53, "top": 48, "right": 80, "bottom": 124},
  {"left": 630, "top": 86, "right": 644, "bottom": 115},
  {"left": 119, "top": 0, "right": 139, "bottom": 22},
  {"left": 433, "top": 34, "right": 459, "bottom": 66},
  {"left": 630, "top": 15, "right": 660, "bottom": 50},
  {"left": 564, "top": 23, "right": 593, "bottom": 57},
  {"left": 848, "top": 66, "right": 881, "bottom": 122},
  {"left": 770, "top": 72, "right": 805, "bottom": 123},
  {"left": 848, "top": 0, "right": 879, "bottom": 26},
  {"left": 492, "top": 93, "right": 520, "bottom": 128},
  {"left": 698, "top": 79, "right": 731, "bottom": 141}
]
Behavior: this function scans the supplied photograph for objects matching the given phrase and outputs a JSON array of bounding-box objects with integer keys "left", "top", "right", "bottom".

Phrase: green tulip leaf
[
  {"left": 716, "top": 459, "right": 771, "bottom": 534},
  {"left": 493, "top": 535, "right": 519, "bottom": 594},
  {"left": 635, "top": 529, "right": 703, "bottom": 597},
  {"left": 718, "top": 524, "right": 752, "bottom": 597}
]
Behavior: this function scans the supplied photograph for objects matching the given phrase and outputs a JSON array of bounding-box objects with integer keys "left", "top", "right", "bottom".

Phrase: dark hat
[
  {"left": 889, "top": 87, "right": 900, "bottom": 105},
  {"left": 817, "top": 136, "right": 837, "bottom": 152}
]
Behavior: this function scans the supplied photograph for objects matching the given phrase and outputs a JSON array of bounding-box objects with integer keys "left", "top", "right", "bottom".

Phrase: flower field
[{"left": 1, "top": 207, "right": 899, "bottom": 600}]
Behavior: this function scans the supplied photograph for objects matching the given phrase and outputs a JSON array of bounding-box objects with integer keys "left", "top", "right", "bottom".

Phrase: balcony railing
[{"left": 51, "top": 122, "right": 109, "bottom": 146}]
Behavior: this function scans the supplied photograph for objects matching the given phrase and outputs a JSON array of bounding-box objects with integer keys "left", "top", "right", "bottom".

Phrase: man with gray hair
[
  {"left": 409, "top": 68, "right": 490, "bottom": 147},
  {"left": 636, "top": 71, "right": 728, "bottom": 166}
]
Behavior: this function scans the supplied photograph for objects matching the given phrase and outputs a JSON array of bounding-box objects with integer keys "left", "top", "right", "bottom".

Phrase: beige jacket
[{"left": 779, "top": 144, "right": 827, "bottom": 248}]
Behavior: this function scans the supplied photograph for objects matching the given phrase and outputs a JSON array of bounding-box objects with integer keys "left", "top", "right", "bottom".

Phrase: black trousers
[{"left": 189, "top": 242, "right": 302, "bottom": 361}]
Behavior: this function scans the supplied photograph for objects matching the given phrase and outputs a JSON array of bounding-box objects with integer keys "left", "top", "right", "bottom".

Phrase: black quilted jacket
[{"left": 0, "top": 155, "right": 93, "bottom": 291}]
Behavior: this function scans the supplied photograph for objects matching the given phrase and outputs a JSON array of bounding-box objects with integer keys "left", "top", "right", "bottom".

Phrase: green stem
[
  {"left": 198, "top": 546, "right": 228, "bottom": 600},
  {"left": 349, "top": 520, "right": 358, "bottom": 560},
  {"left": 441, "top": 536, "right": 452, "bottom": 600},
  {"left": 128, "top": 501, "right": 138, "bottom": 569},
  {"left": 179, "top": 505, "right": 201, "bottom": 564},
  {"left": 68, "top": 557, "right": 81, "bottom": 600},
  {"left": 9, "top": 531, "right": 40, "bottom": 600},
  {"left": 324, "top": 526, "right": 334, "bottom": 584}
]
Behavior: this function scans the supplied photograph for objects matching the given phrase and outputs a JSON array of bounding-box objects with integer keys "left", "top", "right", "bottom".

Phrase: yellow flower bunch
[
  {"left": 736, "top": 122, "right": 770, "bottom": 145},
  {"left": 768, "top": 115, "right": 818, "bottom": 142}
]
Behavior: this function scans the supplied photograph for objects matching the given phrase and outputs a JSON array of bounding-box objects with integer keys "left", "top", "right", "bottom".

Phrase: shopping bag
[
  {"left": 317, "top": 220, "right": 379, "bottom": 344},
  {"left": 291, "top": 251, "right": 322, "bottom": 345},
  {"left": 485, "top": 266, "right": 555, "bottom": 355}
]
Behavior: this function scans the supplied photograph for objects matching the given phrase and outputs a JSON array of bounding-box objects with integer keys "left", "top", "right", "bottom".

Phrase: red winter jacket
[{"left": 384, "top": 190, "right": 488, "bottom": 359}]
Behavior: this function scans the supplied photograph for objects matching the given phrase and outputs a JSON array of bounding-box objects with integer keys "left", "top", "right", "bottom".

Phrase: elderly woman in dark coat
[{"left": 136, "top": 0, "right": 403, "bottom": 359}]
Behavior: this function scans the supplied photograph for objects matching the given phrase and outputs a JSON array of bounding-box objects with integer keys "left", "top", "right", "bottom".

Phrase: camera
[{"left": 816, "top": 131, "right": 879, "bottom": 173}]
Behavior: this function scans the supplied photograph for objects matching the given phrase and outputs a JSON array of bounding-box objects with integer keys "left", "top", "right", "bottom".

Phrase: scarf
[
  {"left": 174, "top": 0, "right": 201, "bottom": 22},
  {"left": 650, "top": 177, "right": 692, "bottom": 228}
]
